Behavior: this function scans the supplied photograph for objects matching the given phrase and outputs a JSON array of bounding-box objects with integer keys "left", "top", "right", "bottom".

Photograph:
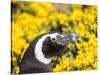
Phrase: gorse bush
[{"left": 11, "top": 1, "right": 97, "bottom": 74}]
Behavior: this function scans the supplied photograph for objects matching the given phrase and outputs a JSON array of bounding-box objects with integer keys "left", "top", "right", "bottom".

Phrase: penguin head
[
  {"left": 37, "top": 32, "right": 80, "bottom": 58},
  {"left": 20, "top": 31, "right": 80, "bottom": 73}
]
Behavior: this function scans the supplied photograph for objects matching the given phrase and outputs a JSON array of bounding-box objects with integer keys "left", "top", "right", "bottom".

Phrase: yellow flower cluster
[
  {"left": 11, "top": 1, "right": 97, "bottom": 74},
  {"left": 53, "top": 5, "right": 97, "bottom": 71}
]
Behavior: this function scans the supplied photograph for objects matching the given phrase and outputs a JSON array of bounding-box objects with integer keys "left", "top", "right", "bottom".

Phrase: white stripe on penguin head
[{"left": 34, "top": 33, "right": 59, "bottom": 64}]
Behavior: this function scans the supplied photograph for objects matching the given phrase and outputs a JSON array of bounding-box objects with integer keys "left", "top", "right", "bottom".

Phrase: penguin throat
[
  {"left": 34, "top": 33, "right": 59, "bottom": 64},
  {"left": 35, "top": 34, "right": 51, "bottom": 64}
]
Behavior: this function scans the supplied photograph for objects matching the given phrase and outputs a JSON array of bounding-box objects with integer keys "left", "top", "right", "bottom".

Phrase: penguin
[{"left": 19, "top": 31, "right": 79, "bottom": 74}]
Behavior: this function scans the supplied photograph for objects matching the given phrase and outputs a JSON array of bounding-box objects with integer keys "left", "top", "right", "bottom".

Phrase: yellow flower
[
  {"left": 11, "top": 0, "right": 17, "bottom": 4},
  {"left": 12, "top": 56, "right": 17, "bottom": 62},
  {"left": 15, "top": 66, "right": 20, "bottom": 74}
]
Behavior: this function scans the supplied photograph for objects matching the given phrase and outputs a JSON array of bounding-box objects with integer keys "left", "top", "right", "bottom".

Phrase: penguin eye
[{"left": 51, "top": 37, "right": 57, "bottom": 42}]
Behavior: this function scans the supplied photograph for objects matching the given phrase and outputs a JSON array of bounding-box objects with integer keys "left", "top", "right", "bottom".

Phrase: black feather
[{"left": 19, "top": 32, "right": 66, "bottom": 74}]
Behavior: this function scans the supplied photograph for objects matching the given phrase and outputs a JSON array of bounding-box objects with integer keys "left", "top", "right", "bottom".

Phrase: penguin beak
[
  {"left": 57, "top": 32, "right": 79, "bottom": 45},
  {"left": 62, "top": 32, "right": 80, "bottom": 44}
]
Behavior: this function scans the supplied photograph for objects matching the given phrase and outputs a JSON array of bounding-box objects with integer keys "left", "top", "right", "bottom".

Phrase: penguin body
[{"left": 19, "top": 32, "right": 79, "bottom": 74}]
